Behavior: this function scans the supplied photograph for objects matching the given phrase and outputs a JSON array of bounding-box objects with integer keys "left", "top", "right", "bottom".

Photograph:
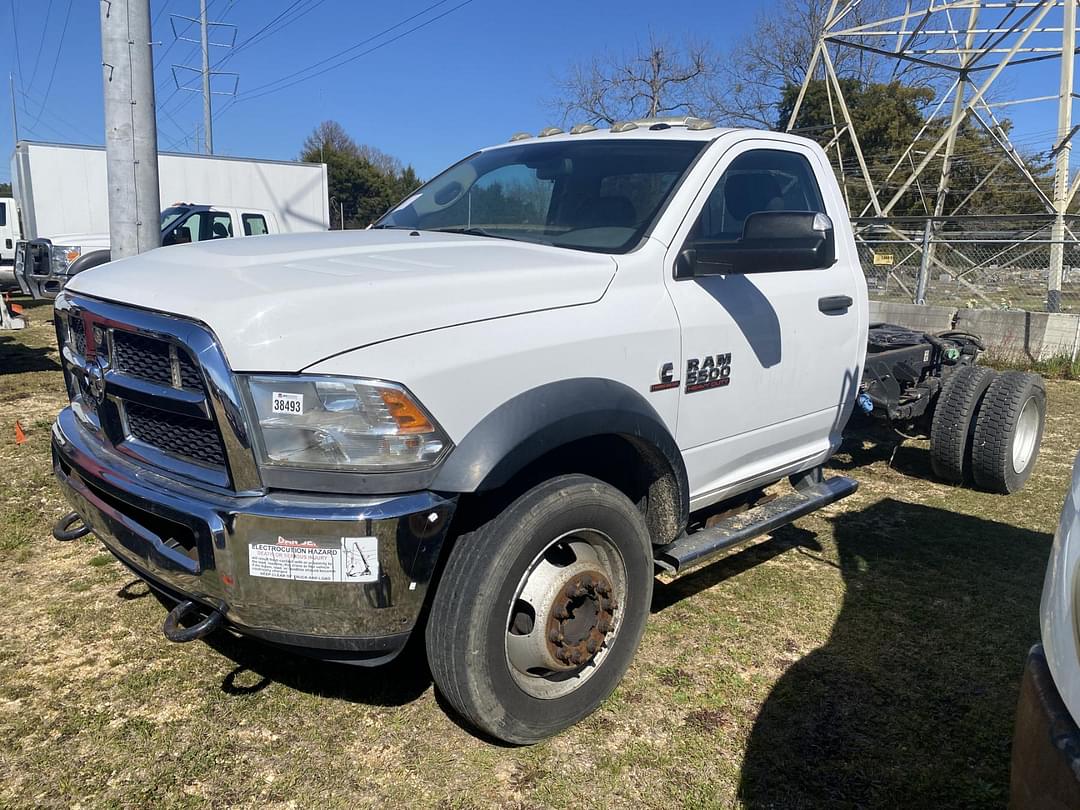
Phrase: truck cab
[
  {"left": 0, "top": 196, "right": 24, "bottom": 290},
  {"left": 14, "top": 203, "right": 279, "bottom": 299},
  {"left": 51, "top": 119, "right": 868, "bottom": 743}
]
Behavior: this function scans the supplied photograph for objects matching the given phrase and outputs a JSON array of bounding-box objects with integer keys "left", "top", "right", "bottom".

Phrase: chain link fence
[{"left": 853, "top": 215, "right": 1080, "bottom": 314}]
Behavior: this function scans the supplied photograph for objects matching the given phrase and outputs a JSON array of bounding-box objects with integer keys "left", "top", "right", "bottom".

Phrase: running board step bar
[{"left": 653, "top": 474, "right": 859, "bottom": 575}]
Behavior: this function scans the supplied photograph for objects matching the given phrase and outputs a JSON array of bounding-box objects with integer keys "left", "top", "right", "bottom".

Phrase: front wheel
[{"left": 425, "top": 474, "right": 654, "bottom": 744}]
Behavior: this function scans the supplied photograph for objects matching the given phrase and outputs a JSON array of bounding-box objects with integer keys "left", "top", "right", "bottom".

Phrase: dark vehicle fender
[
  {"left": 68, "top": 249, "right": 112, "bottom": 276},
  {"left": 432, "top": 378, "right": 690, "bottom": 523}
]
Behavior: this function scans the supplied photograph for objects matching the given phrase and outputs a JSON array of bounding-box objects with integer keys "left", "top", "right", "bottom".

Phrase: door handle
[{"left": 818, "top": 295, "right": 853, "bottom": 314}]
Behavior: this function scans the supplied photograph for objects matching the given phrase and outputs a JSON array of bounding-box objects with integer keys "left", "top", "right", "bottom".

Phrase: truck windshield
[
  {"left": 160, "top": 206, "right": 190, "bottom": 232},
  {"left": 374, "top": 139, "right": 707, "bottom": 253}
]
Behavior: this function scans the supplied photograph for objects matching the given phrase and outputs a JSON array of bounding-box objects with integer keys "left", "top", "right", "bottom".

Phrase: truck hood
[
  {"left": 42, "top": 233, "right": 111, "bottom": 250},
  {"left": 65, "top": 230, "right": 618, "bottom": 371}
]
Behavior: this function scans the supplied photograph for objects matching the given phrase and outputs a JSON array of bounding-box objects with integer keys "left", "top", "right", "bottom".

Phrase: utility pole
[
  {"left": 8, "top": 73, "right": 18, "bottom": 143},
  {"left": 1049, "top": 0, "right": 1076, "bottom": 313},
  {"left": 199, "top": 0, "right": 213, "bottom": 154},
  {"left": 100, "top": 0, "right": 162, "bottom": 259}
]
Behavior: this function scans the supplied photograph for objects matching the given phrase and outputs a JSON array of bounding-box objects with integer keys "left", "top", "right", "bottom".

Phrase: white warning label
[{"left": 248, "top": 537, "right": 379, "bottom": 583}]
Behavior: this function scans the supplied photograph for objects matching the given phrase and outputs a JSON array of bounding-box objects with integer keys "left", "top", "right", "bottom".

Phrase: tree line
[{"left": 300, "top": 120, "right": 421, "bottom": 230}]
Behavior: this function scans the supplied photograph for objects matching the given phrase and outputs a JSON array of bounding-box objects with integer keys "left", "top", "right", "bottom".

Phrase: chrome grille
[
  {"left": 113, "top": 330, "right": 173, "bottom": 386},
  {"left": 53, "top": 294, "right": 257, "bottom": 491},
  {"left": 125, "top": 402, "right": 227, "bottom": 468},
  {"left": 68, "top": 315, "right": 87, "bottom": 356}
]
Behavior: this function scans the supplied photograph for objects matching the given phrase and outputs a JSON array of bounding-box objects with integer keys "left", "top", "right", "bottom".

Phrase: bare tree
[
  {"left": 709, "top": 0, "right": 895, "bottom": 128},
  {"left": 548, "top": 33, "right": 716, "bottom": 126},
  {"left": 301, "top": 120, "right": 403, "bottom": 175}
]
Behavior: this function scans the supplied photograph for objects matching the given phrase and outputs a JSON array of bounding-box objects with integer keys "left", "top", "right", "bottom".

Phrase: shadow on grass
[
  {"left": 199, "top": 629, "right": 433, "bottom": 708},
  {"left": 737, "top": 498, "right": 1052, "bottom": 808},
  {"left": 834, "top": 420, "right": 939, "bottom": 483},
  {"left": 0, "top": 334, "right": 61, "bottom": 375},
  {"left": 652, "top": 524, "right": 822, "bottom": 613}
]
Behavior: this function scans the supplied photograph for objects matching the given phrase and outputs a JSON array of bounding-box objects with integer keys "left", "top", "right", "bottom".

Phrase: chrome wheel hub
[{"left": 1012, "top": 396, "right": 1040, "bottom": 474}]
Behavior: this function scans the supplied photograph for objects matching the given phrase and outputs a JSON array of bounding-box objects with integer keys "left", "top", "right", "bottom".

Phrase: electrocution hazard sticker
[{"left": 248, "top": 537, "right": 379, "bottom": 583}]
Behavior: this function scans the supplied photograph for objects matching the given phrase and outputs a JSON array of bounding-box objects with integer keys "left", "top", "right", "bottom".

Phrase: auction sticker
[
  {"left": 249, "top": 537, "right": 379, "bottom": 583},
  {"left": 271, "top": 391, "right": 304, "bottom": 415}
]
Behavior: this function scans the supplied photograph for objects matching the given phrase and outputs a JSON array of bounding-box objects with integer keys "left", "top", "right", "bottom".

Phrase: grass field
[{"left": 1, "top": 298, "right": 1077, "bottom": 808}]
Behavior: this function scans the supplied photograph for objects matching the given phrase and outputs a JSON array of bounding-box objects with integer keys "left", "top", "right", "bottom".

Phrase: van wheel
[
  {"left": 971, "top": 371, "right": 1046, "bottom": 494},
  {"left": 425, "top": 474, "right": 653, "bottom": 744},
  {"left": 930, "top": 365, "right": 997, "bottom": 483}
]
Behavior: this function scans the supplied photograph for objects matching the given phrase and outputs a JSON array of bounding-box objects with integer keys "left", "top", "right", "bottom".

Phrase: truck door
[
  {"left": 663, "top": 140, "right": 862, "bottom": 505},
  {"left": 0, "top": 199, "right": 15, "bottom": 263}
]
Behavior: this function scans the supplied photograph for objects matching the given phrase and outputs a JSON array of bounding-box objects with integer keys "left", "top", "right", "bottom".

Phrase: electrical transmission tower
[
  {"left": 168, "top": 1, "right": 238, "bottom": 154},
  {"left": 788, "top": 0, "right": 1079, "bottom": 312}
]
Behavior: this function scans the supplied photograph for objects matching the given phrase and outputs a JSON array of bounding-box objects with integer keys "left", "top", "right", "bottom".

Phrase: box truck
[{"left": 9, "top": 141, "right": 329, "bottom": 297}]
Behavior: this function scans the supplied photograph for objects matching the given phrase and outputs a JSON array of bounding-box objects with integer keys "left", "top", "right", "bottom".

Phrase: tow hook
[
  {"left": 162, "top": 599, "right": 224, "bottom": 643},
  {"left": 52, "top": 511, "right": 91, "bottom": 542}
]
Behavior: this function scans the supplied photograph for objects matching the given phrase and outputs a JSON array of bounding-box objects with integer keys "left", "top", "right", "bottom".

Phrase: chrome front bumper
[{"left": 52, "top": 406, "right": 456, "bottom": 663}]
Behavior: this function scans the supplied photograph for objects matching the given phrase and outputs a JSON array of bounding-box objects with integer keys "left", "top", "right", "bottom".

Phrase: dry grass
[{"left": 0, "top": 298, "right": 1077, "bottom": 807}]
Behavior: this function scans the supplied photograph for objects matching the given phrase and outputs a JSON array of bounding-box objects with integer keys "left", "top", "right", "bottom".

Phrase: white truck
[
  {"left": 9, "top": 140, "right": 329, "bottom": 297},
  {"left": 48, "top": 119, "right": 1045, "bottom": 743},
  {"left": 0, "top": 195, "right": 23, "bottom": 289},
  {"left": 15, "top": 202, "right": 283, "bottom": 299},
  {"left": 1012, "top": 449, "right": 1080, "bottom": 806}
]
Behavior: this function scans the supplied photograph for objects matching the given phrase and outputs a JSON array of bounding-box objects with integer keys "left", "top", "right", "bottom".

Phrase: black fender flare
[
  {"left": 67, "top": 249, "right": 112, "bottom": 276},
  {"left": 431, "top": 378, "right": 690, "bottom": 525}
]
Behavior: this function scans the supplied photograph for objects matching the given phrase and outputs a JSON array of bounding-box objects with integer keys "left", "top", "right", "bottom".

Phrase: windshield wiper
[{"left": 429, "top": 227, "right": 516, "bottom": 241}]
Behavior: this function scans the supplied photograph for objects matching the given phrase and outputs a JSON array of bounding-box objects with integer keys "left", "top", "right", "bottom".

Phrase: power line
[
  {"left": 220, "top": 0, "right": 312, "bottom": 62},
  {"left": 26, "top": 0, "right": 74, "bottom": 133},
  {"left": 8, "top": 0, "right": 24, "bottom": 83},
  {"left": 219, "top": 0, "right": 472, "bottom": 112},
  {"left": 151, "top": 0, "right": 173, "bottom": 32},
  {"left": 25, "top": 0, "right": 55, "bottom": 91}
]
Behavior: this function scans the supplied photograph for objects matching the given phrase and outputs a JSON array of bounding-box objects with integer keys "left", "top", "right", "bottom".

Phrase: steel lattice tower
[{"left": 787, "top": 0, "right": 1079, "bottom": 311}]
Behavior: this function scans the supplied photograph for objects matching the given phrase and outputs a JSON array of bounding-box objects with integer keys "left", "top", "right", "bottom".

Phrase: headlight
[
  {"left": 243, "top": 375, "right": 449, "bottom": 471},
  {"left": 50, "top": 245, "right": 82, "bottom": 275}
]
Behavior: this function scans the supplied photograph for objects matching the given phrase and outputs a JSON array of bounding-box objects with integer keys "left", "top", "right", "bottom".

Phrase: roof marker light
[
  {"left": 570, "top": 124, "right": 597, "bottom": 135},
  {"left": 611, "top": 121, "right": 639, "bottom": 133},
  {"left": 537, "top": 126, "right": 564, "bottom": 137},
  {"left": 508, "top": 132, "right": 532, "bottom": 142}
]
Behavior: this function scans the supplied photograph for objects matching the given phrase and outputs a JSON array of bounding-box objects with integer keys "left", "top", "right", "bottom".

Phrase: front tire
[{"left": 425, "top": 474, "right": 654, "bottom": 744}]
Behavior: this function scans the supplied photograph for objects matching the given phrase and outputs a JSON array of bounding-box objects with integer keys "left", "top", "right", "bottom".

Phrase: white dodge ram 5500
[{"left": 50, "top": 119, "right": 1040, "bottom": 743}]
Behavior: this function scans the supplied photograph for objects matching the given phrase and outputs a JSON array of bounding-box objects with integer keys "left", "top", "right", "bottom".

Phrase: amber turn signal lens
[{"left": 379, "top": 388, "right": 434, "bottom": 434}]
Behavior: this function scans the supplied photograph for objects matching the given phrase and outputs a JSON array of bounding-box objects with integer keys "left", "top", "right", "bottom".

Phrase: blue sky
[{"left": 0, "top": 0, "right": 1074, "bottom": 184}]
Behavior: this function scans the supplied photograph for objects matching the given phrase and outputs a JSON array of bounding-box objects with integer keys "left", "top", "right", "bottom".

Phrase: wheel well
[{"left": 450, "top": 434, "right": 683, "bottom": 546}]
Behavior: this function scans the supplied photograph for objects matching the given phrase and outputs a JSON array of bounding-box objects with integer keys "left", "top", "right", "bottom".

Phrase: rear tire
[
  {"left": 425, "top": 474, "right": 653, "bottom": 744},
  {"left": 930, "top": 365, "right": 997, "bottom": 483},
  {"left": 971, "top": 371, "right": 1046, "bottom": 494}
]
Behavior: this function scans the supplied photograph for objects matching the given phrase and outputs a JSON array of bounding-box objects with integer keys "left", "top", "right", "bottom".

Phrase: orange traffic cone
[{"left": 14, "top": 421, "right": 27, "bottom": 444}]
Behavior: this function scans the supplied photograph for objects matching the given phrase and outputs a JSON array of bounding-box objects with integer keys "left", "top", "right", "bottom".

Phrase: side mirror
[
  {"left": 162, "top": 230, "right": 178, "bottom": 247},
  {"left": 677, "top": 211, "right": 836, "bottom": 278}
]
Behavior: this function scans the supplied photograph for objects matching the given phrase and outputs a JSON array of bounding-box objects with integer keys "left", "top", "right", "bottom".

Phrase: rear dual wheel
[
  {"left": 930, "top": 365, "right": 1045, "bottom": 492},
  {"left": 971, "top": 371, "right": 1046, "bottom": 494},
  {"left": 930, "top": 365, "right": 997, "bottom": 483},
  {"left": 425, "top": 474, "right": 653, "bottom": 744}
]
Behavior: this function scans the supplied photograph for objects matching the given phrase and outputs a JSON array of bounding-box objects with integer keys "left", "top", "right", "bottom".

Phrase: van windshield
[{"left": 374, "top": 139, "right": 707, "bottom": 253}]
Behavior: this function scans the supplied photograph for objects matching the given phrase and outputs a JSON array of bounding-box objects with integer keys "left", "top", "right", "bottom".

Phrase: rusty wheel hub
[
  {"left": 545, "top": 571, "right": 617, "bottom": 667},
  {"left": 505, "top": 530, "right": 627, "bottom": 699}
]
